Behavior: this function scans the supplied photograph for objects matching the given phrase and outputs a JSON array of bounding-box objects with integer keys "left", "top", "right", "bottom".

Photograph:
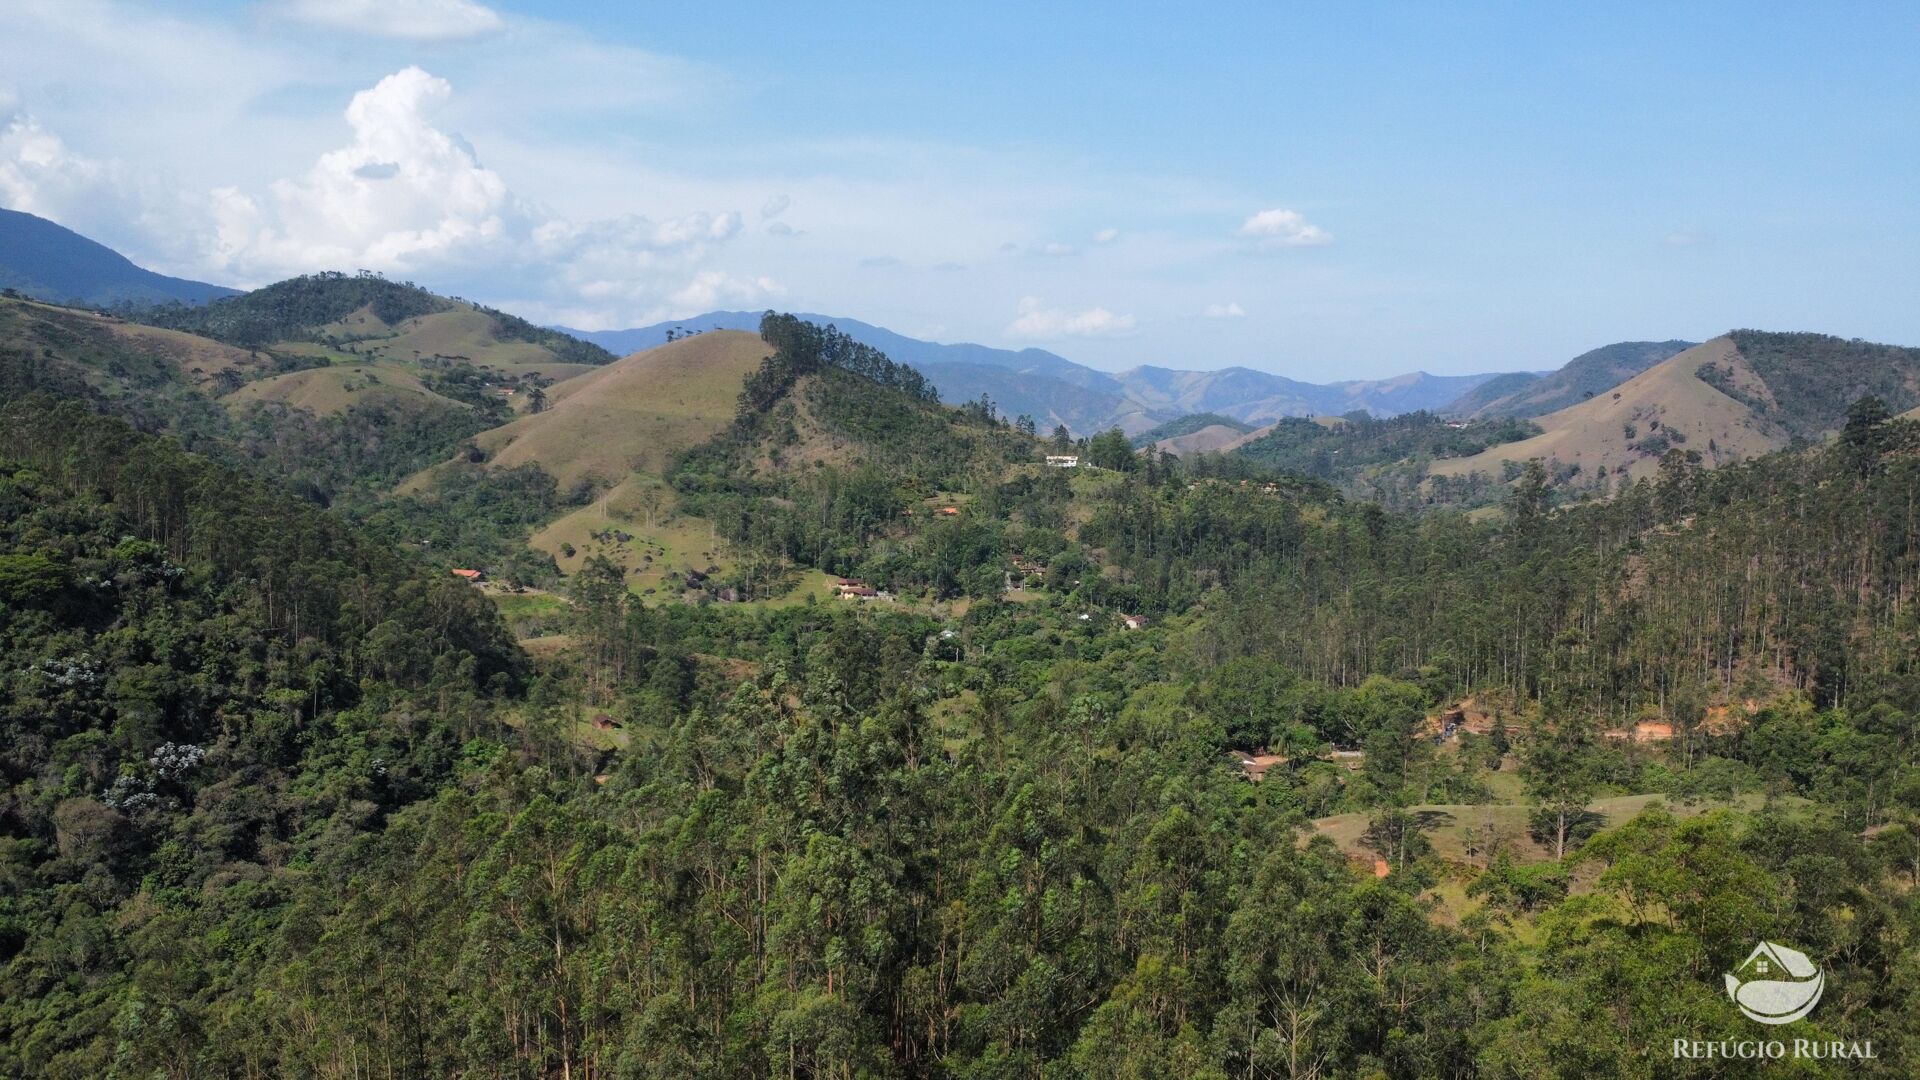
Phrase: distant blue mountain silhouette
[{"left": 0, "top": 208, "right": 237, "bottom": 306}]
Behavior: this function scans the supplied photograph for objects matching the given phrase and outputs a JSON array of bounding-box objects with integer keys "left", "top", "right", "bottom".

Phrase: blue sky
[{"left": 3, "top": 1, "right": 1916, "bottom": 378}]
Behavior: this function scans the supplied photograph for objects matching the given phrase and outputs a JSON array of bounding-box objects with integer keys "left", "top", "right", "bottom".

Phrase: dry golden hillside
[
  {"left": 0, "top": 297, "right": 272, "bottom": 390},
  {"left": 1428, "top": 337, "right": 1785, "bottom": 483},
  {"left": 1153, "top": 423, "right": 1254, "bottom": 457},
  {"left": 335, "top": 306, "right": 602, "bottom": 381},
  {"left": 222, "top": 364, "right": 469, "bottom": 416},
  {"left": 100, "top": 321, "right": 268, "bottom": 388},
  {"left": 473, "top": 329, "right": 772, "bottom": 488}
]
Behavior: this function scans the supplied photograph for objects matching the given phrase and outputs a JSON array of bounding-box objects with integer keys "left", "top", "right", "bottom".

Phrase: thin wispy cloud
[
  {"left": 1007, "top": 296, "right": 1137, "bottom": 339},
  {"left": 276, "top": 0, "right": 505, "bottom": 41}
]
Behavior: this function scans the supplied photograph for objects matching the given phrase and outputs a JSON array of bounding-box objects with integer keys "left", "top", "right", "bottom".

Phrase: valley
[{"left": 5, "top": 217, "right": 1920, "bottom": 1078}]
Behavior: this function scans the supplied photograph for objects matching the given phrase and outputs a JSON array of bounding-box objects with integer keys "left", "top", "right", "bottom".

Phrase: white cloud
[
  {"left": 207, "top": 67, "right": 518, "bottom": 277},
  {"left": 0, "top": 112, "right": 107, "bottom": 216},
  {"left": 277, "top": 0, "right": 504, "bottom": 41},
  {"left": 760, "top": 193, "right": 790, "bottom": 219},
  {"left": 1092, "top": 227, "right": 1120, "bottom": 244},
  {"left": 1007, "top": 296, "right": 1137, "bottom": 340},
  {"left": 667, "top": 269, "right": 784, "bottom": 313},
  {"left": 197, "top": 67, "right": 764, "bottom": 327},
  {"left": 1203, "top": 301, "right": 1246, "bottom": 319},
  {"left": 1238, "top": 207, "right": 1331, "bottom": 247},
  {"left": 0, "top": 109, "right": 174, "bottom": 257},
  {"left": 1, "top": 2, "right": 1329, "bottom": 354},
  {"left": 1038, "top": 241, "right": 1078, "bottom": 257}
]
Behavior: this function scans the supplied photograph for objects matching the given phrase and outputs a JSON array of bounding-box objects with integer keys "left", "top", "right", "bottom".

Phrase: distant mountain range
[
  {"left": 562, "top": 312, "right": 1527, "bottom": 435},
  {"left": 1, "top": 209, "right": 1737, "bottom": 442},
  {"left": 0, "top": 208, "right": 237, "bottom": 306}
]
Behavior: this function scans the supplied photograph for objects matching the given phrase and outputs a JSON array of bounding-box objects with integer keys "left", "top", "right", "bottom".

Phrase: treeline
[
  {"left": 742, "top": 312, "right": 940, "bottom": 414},
  {"left": 129, "top": 269, "right": 615, "bottom": 364},
  {"left": 673, "top": 315, "right": 1036, "bottom": 597},
  {"left": 1224, "top": 410, "right": 1540, "bottom": 509},
  {"left": 475, "top": 300, "right": 618, "bottom": 365},
  {"left": 1087, "top": 416, "right": 1920, "bottom": 719},
  {"left": 130, "top": 270, "right": 453, "bottom": 346},
  {"left": 1129, "top": 412, "right": 1252, "bottom": 447},
  {"left": 1724, "top": 330, "right": 1920, "bottom": 438}
]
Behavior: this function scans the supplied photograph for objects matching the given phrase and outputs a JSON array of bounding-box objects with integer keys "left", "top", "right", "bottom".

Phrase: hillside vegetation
[
  {"left": 10, "top": 271, "right": 1920, "bottom": 1076},
  {"left": 667, "top": 313, "right": 1042, "bottom": 599},
  {"left": 1223, "top": 410, "right": 1540, "bottom": 509},
  {"left": 1427, "top": 332, "right": 1918, "bottom": 495},
  {"left": 472, "top": 329, "right": 774, "bottom": 489},
  {"left": 10, "top": 377, "right": 1920, "bottom": 1075},
  {"left": 135, "top": 271, "right": 613, "bottom": 368},
  {"left": 12, "top": 248, "right": 1920, "bottom": 1075},
  {"left": 1133, "top": 411, "right": 1253, "bottom": 441}
]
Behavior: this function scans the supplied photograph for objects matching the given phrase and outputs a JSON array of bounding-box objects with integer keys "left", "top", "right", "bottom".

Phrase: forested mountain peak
[{"left": 134, "top": 270, "right": 615, "bottom": 367}]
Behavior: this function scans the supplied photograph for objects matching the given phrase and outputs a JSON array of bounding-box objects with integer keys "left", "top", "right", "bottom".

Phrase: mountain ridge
[
  {"left": 0, "top": 207, "right": 238, "bottom": 306},
  {"left": 563, "top": 311, "right": 1518, "bottom": 434},
  {"left": 1426, "top": 331, "right": 1920, "bottom": 491},
  {"left": 1443, "top": 339, "right": 1695, "bottom": 418}
]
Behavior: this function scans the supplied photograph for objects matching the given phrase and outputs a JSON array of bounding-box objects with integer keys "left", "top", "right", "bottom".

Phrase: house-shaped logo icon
[{"left": 1725, "top": 942, "right": 1824, "bottom": 1025}]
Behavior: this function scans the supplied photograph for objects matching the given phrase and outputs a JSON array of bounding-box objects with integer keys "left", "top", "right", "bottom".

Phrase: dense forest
[
  {"left": 1130, "top": 413, "right": 1254, "bottom": 446},
  {"left": 5, "top": 308, "right": 1920, "bottom": 1076},
  {"left": 1224, "top": 412, "right": 1541, "bottom": 509}
]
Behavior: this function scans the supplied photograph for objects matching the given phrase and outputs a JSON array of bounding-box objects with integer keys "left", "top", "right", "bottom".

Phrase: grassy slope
[
  {"left": 1153, "top": 423, "right": 1256, "bottom": 456},
  {"left": 223, "top": 306, "right": 607, "bottom": 419},
  {"left": 98, "top": 321, "right": 266, "bottom": 388},
  {"left": 475, "top": 330, "right": 773, "bottom": 488},
  {"left": 358, "top": 307, "right": 600, "bottom": 379},
  {"left": 222, "top": 363, "right": 470, "bottom": 416},
  {"left": 1, "top": 297, "right": 269, "bottom": 391},
  {"left": 465, "top": 330, "right": 777, "bottom": 598},
  {"left": 1454, "top": 340, "right": 1694, "bottom": 419},
  {"left": 528, "top": 475, "right": 730, "bottom": 597},
  {"left": 1429, "top": 337, "right": 1784, "bottom": 482}
]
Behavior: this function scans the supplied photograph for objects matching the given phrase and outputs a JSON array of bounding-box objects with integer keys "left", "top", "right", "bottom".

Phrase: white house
[{"left": 1045, "top": 455, "right": 1080, "bottom": 468}]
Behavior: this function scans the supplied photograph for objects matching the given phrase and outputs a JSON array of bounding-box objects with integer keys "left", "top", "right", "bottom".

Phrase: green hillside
[
  {"left": 1129, "top": 411, "right": 1253, "bottom": 447},
  {"left": 1439, "top": 369, "right": 1539, "bottom": 413},
  {"left": 1721, "top": 329, "right": 1920, "bottom": 437},
  {"left": 664, "top": 313, "right": 1046, "bottom": 600},
  {"left": 1228, "top": 410, "right": 1540, "bottom": 508},
  {"left": 135, "top": 271, "right": 614, "bottom": 367},
  {"left": 9, "top": 297, "right": 1920, "bottom": 1075}
]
